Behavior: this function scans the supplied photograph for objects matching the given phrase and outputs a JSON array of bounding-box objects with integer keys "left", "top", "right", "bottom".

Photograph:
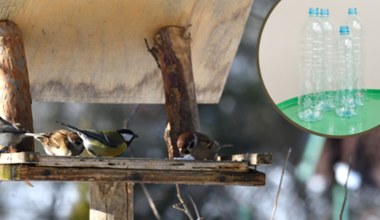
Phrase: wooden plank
[
  {"left": 38, "top": 158, "right": 249, "bottom": 172},
  {"left": 0, "top": 152, "right": 38, "bottom": 164},
  {"left": 0, "top": 152, "right": 272, "bottom": 172},
  {"left": 0, "top": 21, "right": 34, "bottom": 152},
  {"left": 0, "top": 164, "right": 265, "bottom": 186},
  {"left": 0, "top": 0, "right": 253, "bottom": 104}
]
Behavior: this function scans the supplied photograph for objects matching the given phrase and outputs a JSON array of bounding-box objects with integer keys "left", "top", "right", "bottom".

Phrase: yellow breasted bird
[{"left": 57, "top": 121, "right": 138, "bottom": 157}]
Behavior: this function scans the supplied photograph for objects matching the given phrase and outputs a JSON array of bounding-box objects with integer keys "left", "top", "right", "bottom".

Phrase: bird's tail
[
  {"left": 216, "top": 143, "right": 234, "bottom": 152},
  {"left": 56, "top": 121, "right": 82, "bottom": 133},
  {"left": 219, "top": 144, "right": 234, "bottom": 148}
]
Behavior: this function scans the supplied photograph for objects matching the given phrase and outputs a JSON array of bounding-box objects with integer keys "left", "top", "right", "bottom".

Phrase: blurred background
[{"left": 1, "top": 1, "right": 380, "bottom": 219}]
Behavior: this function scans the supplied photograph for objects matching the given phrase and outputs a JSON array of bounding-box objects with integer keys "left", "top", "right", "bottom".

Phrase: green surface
[{"left": 277, "top": 89, "right": 380, "bottom": 136}]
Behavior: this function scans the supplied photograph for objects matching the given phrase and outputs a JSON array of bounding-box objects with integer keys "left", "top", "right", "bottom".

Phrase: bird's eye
[{"left": 75, "top": 140, "right": 82, "bottom": 145}]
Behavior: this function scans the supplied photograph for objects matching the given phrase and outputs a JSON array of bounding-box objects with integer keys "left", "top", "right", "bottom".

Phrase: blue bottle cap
[
  {"left": 348, "top": 8, "right": 358, "bottom": 15},
  {"left": 339, "top": 26, "right": 350, "bottom": 35},
  {"left": 320, "top": 8, "right": 330, "bottom": 17},
  {"left": 308, "top": 8, "right": 319, "bottom": 16}
]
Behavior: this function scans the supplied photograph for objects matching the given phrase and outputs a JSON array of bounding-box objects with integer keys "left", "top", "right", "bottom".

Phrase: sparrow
[
  {"left": 177, "top": 131, "right": 232, "bottom": 160},
  {"left": 28, "top": 129, "right": 84, "bottom": 156},
  {"left": 57, "top": 121, "right": 138, "bottom": 157},
  {"left": 0, "top": 116, "right": 31, "bottom": 153}
]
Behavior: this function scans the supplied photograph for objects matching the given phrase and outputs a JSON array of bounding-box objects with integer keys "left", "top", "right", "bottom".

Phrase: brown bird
[
  {"left": 29, "top": 129, "right": 84, "bottom": 156},
  {"left": 177, "top": 131, "right": 232, "bottom": 160}
]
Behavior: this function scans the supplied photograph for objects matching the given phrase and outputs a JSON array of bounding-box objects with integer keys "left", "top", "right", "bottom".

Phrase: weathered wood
[
  {"left": 0, "top": 20, "right": 34, "bottom": 152},
  {"left": 90, "top": 182, "right": 134, "bottom": 220},
  {"left": 0, "top": 152, "right": 271, "bottom": 172},
  {"left": 217, "top": 153, "right": 272, "bottom": 166},
  {"left": 147, "top": 26, "right": 200, "bottom": 159},
  {"left": 0, "top": 152, "right": 267, "bottom": 185},
  {"left": 0, "top": 151, "right": 38, "bottom": 163},
  {"left": 0, "top": 0, "right": 253, "bottom": 103},
  {"left": 126, "top": 183, "right": 134, "bottom": 220},
  {"left": 0, "top": 164, "right": 265, "bottom": 186}
]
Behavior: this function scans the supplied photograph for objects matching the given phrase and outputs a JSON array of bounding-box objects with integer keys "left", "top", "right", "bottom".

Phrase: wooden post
[
  {"left": 147, "top": 26, "right": 200, "bottom": 159},
  {"left": 90, "top": 182, "right": 134, "bottom": 220},
  {"left": 90, "top": 25, "right": 199, "bottom": 220},
  {"left": 0, "top": 20, "right": 34, "bottom": 152}
]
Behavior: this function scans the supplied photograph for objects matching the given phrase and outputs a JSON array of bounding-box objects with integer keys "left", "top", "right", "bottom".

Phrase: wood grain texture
[
  {"left": 147, "top": 26, "right": 200, "bottom": 158},
  {"left": 1, "top": 165, "right": 265, "bottom": 186},
  {"left": 0, "top": 152, "right": 267, "bottom": 185},
  {"left": 0, "top": 152, "right": 271, "bottom": 168},
  {"left": 0, "top": 20, "right": 34, "bottom": 152},
  {"left": 90, "top": 182, "right": 134, "bottom": 220},
  {"left": 0, "top": 0, "right": 253, "bottom": 103}
]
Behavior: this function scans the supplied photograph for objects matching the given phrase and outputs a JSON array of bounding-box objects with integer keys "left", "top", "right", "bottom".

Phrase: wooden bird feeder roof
[{"left": 2, "top": 0, "right": 253, "bottom": 104}]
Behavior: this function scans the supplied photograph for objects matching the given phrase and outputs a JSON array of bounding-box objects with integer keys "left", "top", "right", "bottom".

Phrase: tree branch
[
  {"left": 271, "top": 148, "right": 292, "bottom": 220},
  {"left": 189, "top": 195, "right": 203, "bottom": 220},
  {"left": 140, "top": 183, "right": 161, "bottom": 220},
  {"left": 339, "top": 156, "right": 352, "bottom": 220},
  {"left": 173, "top": 184, "right": 194, "bottom": 220}
]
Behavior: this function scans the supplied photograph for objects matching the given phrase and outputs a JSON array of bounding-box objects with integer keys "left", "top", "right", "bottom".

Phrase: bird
[
  {"left": 0, "top": 116, "right": 31, "bottom": 153},
  {"left": 176, "top": 131, "right": 232, "bottom": 160},
  {"left": 28, "top": 129, "right": 84, "bottom": 156},
  {"left": 57, "top": 121, "right": 138, "bottom": 157}
]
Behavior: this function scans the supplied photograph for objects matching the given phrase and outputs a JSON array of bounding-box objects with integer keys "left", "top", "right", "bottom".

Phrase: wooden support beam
[
  {"left": 90, "top": 182, "right": 134, "bottom": 220},
  {"left": 0, "top": 152, "right": 267, "bottom": 186},
  {"left": 147, "top": 26, "right": 199, "bottom": 159},
  {"left": 0, "top": 20, "right": 34, "bottom": 152}
]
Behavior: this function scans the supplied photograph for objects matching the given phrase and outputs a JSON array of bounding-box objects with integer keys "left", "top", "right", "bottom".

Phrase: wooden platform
[{"left": 0, "top": 152, "right": 270, "bottom": 186}]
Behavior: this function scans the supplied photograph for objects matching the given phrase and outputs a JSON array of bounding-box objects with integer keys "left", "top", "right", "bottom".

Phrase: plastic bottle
[
  {"left": 335, "top": 26, "right": 357, "bottom": 118},
  {"left": 347, "top": 8, "right": 365, "bottom": 106},
  {"left": 298, "top": 8, "right": 324, "bottom": 122},
  {"left": 319, "top": 8, "right": 336, "bottom": 110}
]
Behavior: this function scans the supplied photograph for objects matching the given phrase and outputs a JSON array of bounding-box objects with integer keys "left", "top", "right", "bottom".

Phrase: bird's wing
[
  {"left": 195, "top": 132, "right": 214, "bottom": 149},
  {"left": 0, "top": 125, "right": 26, "bottom": 133},
  {"left": 0, "top": 117, "right": 14, "bottom": 127},
  {"left": 81, "top": 129, "right": 120, "bottom": 148},
  {"left": 0, "top": 117, "right": 27, "bottom": 132},
  {"left": 57, "top": 121, "right": 84, "bottom": 133},
  {"left": 57, "top": 121, "right": 119, "bottom": 148}
]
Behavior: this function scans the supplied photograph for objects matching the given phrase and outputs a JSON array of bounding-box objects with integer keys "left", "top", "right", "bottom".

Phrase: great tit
[
  {"left": 0, "top": 116, "right": 31, "bottom": 152},
  {"left": 177, "top": 131, "right": 232, "bottom": 160},
  {"left": 57, "top": 121, "right": 138, "bottom": 157},
  {"left": 28, "top": 129, "right": 84, "bottom": 156}
]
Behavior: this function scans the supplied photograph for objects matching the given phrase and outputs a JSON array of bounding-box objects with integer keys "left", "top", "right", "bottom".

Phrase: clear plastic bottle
[
  {"left": 335, "top": 26, "right": 357, "bottom": 118},
  {"left": 319, "top": 8, "right": 336, "bottom": 110},
  {"left": 347, "top": 8, "right": 365, "bottom": 106},
  {"left": 298, "top": 8, "right": 324, "bottom": 122}
]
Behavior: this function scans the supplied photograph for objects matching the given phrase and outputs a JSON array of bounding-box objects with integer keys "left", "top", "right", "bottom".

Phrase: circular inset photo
[{"left": 258, "top": 0, "right": 380, "bottom": 137}]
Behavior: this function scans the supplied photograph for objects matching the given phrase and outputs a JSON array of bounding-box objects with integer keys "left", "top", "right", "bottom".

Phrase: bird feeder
[{"left": 0, "top": 0, "right": 271, "bottom": 219}]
